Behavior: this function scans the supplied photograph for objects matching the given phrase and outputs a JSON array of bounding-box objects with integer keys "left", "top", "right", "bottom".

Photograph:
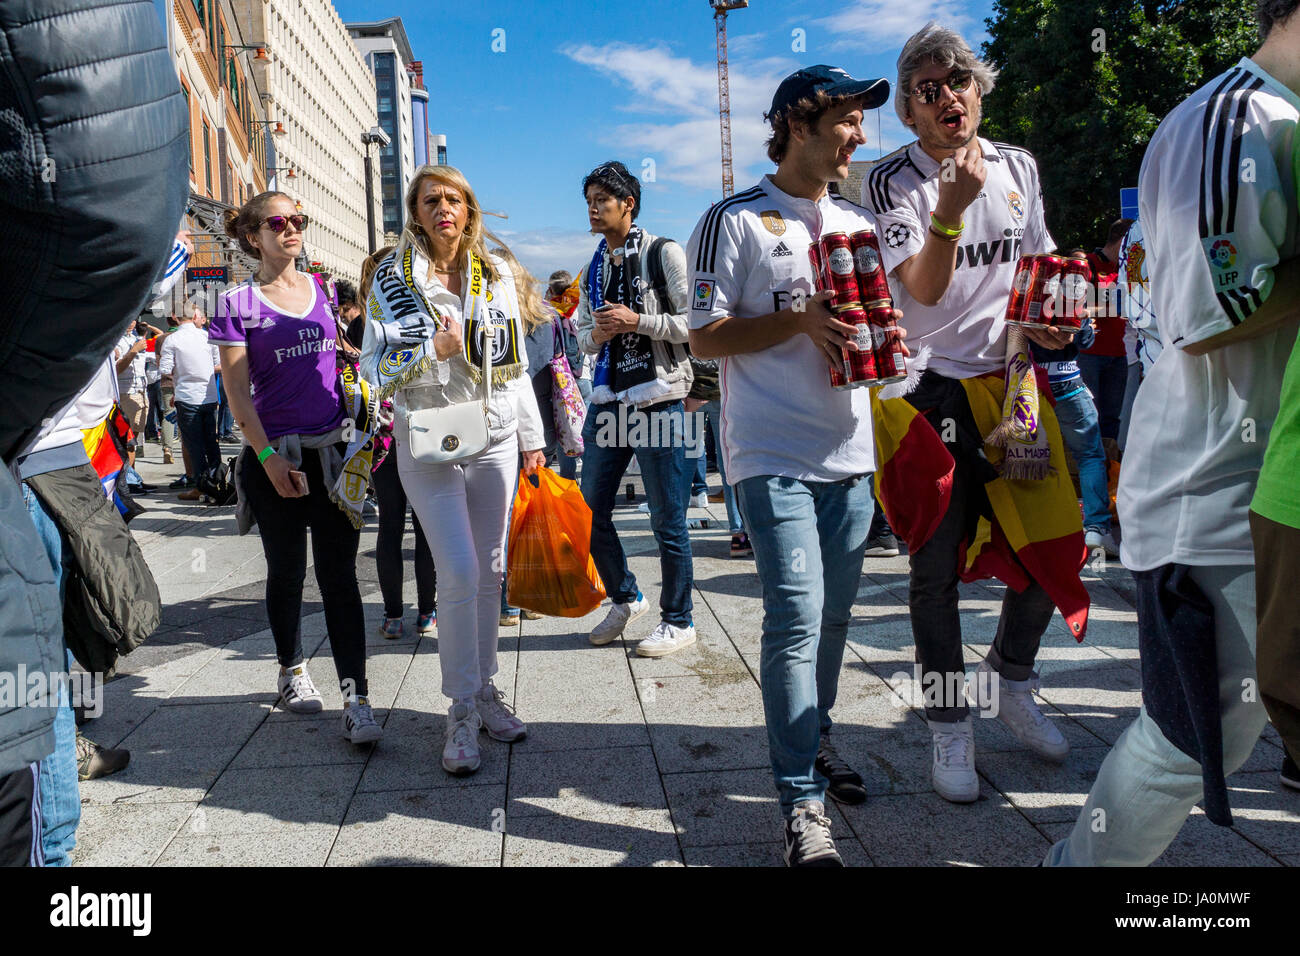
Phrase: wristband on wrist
[
  {"left": 928, "top": 224, "right": 962, "bottom": 243},
  {"left": 257, "top": 445, "right": 275, "bottom": 464},
  {"left": 929, "top": 212, "right": 964, "bottom": 237}
]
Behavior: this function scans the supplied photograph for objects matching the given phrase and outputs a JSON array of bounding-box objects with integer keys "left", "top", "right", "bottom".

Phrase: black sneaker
[
  {"left": 816, "top": 735, "right": 868, "bottom": 805},
  {"left": 863, "top": 534, "right": 900, "bottom": 557},
  {"left": 783, "top": 800, "right": 843, "bottom": 867},
  {"left": 1282, "top": 752, "right": 1300, "bottom": 792},
  {"left": 168, "top": 475, "right": 192, "bottom": 490}
]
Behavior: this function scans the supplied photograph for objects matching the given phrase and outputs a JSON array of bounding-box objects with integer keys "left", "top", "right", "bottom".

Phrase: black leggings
[
  {"left": 372, "top": 455, "right": 436, "bottom": 619},
  {"left": 240, "top": 447, "right": 368, "bottom": 696}
]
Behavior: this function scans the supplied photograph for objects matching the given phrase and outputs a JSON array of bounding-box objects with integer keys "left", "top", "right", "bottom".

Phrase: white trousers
[{"left": 397, "top": 432, "right": 517, "bottom": 701}]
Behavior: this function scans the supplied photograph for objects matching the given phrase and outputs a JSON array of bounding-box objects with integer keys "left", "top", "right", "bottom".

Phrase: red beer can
[
  {"left": 849, "top": 230, "right": 892, "bottom": 307},
  {"left": 1022, "top": 254, "right": 1065, "bottom": 328},
  {"left": 837, "top": 306, "right": 877, "bottom": 388},
  {"left": 1058, "top": 253, "right": 1091, "bottom": 331},
  {"left": 1004, "top": 255, "right": 1037, "bottom": 327},
  {"left": 864, "top": 300, "right": 907, "bottom": 384},
  {"left": 808, "top": 242, "right": 824, "bottom": 287},
  {"left": 820, "top": 233, "right": 863, "bottom": 312}
]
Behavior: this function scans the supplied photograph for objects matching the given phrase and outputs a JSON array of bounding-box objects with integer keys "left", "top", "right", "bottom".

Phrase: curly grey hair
[{"left": 894, "top": 22, "right": 998, "bottom": 127}]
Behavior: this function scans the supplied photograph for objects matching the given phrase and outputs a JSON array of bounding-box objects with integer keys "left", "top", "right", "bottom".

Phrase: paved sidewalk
[{"left": 73, "top": 444, "right": 1300, "bottom": 866}]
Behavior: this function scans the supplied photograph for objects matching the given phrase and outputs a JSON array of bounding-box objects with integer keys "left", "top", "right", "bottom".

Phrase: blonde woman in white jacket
[{"left": 362, "top": 165, "right": 545, "bottom": 775}]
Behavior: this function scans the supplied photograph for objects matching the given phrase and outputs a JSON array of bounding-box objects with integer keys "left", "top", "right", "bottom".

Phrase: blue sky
[{"left": 331, "top": 0, "right": 997, "bottom": 278}]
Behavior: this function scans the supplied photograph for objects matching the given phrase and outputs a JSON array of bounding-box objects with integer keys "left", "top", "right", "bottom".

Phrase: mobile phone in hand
[{"left": 289, "top": 470, "right": 308, "bottom": 495}]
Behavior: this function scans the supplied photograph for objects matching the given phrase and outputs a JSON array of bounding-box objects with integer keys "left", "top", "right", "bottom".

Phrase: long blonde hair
[
  {"left": 490, "top": 246, "right": 552, "bottom": 333},
  {"left": 396, "top": 165, "right": 508, "bottom": 286}
]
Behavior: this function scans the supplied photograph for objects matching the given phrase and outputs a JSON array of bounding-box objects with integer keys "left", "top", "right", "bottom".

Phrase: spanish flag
[
  {"left": 871, "top": 374, "right": 1090, "bottom": 642},
  {"left": 81, "top": 404, "right": 143, "bottom": 522}
]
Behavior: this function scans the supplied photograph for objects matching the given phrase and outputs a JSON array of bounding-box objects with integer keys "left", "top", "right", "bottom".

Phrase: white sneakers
[
  {"left": 636, "top": 622, "right": 696, "bottom": 658},
  {"left": 443, "top": 700, "right": 483, "bottom": 775},
  {"left": 975, "top": 660, "right": 1069, "bottom": 762},
  {"left": 589, "top": 594, "right": 649, "bottom": 645},
  {"left": 341, "top": 696, "right": 383, "bottom": 744},
  {"left": 927, "top": 661, "right": 1070, "bottom": 803},
  {"left": 1084, "top": 527, "right": 1120, "bottom": 559},
  {"left": 688, "top": 492, "right": 709, "bottom": 509},
  {"left": 277, "top": 664, "right": 323, "bottom": 714},
  {"left": 929, "top": 717, "right": 980, "bottom": 803},
  {"left": 477, "top": 681, "right": 527, "bottom": 742}
]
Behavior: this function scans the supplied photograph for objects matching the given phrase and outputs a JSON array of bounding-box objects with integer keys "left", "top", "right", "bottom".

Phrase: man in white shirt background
[
  {"left": 159, "top": 307, "right": 221, "bottom": 502},
  {"left": 113, "top": 319, "right": 164, "bottom": 492},
  {"left": 1046, "top": 0, "right": 1300, "bottom": 865}
]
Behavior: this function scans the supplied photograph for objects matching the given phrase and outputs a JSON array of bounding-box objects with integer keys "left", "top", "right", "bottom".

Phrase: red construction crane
[{"left": 711, "top": 1, "right": 748, "bottom": 198}]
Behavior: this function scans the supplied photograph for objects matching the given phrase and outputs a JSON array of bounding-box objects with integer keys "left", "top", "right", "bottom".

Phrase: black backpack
[{"left": 198, "top": 455, "right": 238, "bottom": 506}]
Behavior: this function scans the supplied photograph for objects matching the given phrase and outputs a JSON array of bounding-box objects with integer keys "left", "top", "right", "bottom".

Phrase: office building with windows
[{"left": 347, "top": 18, "right": 418, "bottom": 237}]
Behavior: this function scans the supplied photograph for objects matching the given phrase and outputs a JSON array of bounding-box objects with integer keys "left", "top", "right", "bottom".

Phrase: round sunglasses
[
  {"left": 259, "top": 214, "right": 310, "bottom": 234},
  {"left": 910, "top": 70, "right": 974, "bottom": 105}
]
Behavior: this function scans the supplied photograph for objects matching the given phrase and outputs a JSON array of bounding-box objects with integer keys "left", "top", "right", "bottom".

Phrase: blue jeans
[
  {"left": 215, "top": 374, "right": 235, "bottom": 436},
  {"left": 1078, "top": 353, "right": 1127, "bottom": 442},
  {"left": 700, "top": 401, "right": 742, "bottom": 534},
  {"left": 1052, "top": 383, "right": 1110, "bottom": 532},
  {"left": 735, "top": 472, "right": 874, "bottom": 816},
  {"left": 581, "top": 400, "right": 694, "bottom": 626},
  {"left": 22, "top": 484, "right": 78, "bottom": 867}
]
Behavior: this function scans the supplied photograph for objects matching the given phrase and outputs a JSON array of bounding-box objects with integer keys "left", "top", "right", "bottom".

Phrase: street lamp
[
  {"left": 266, "top": 166, "right": 296, "bottom": 180},
  {"left": 222, "top": 44, "right": 270, "bottom": 61},
  {"left": 360, "top": 126, "right": 390, "bottom": 254},
  {"left": 253, "top": 119, "right": 287, "bottom": 136}
]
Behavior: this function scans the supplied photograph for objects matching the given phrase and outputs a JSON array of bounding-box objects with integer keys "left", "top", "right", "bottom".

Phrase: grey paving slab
[
  {"left": 507, "top": 746, "right": 668, "bottom": 820},
  {"left": 837, "top": 791, "right": 1051, "bottom": 867},
  {"left": 503, "top": 812, "right": 682, "bottom": 866},
  {"left": 72, "top": 802, "right": 198, "bottom": 867},
  {"left": 662, "top": 768, "right": 782, "bottom": 848},
  {"left": 355, "top": 708, "right": 511, "bottom": 792},
  {"left": 191, "top": 764, "right": 364, "bottom": 835},
  {"left": 156, "top": 829, "right": 339, "bottom": 867},
  {"left": 1034, "top": 663, "right": 1144, "bottom": 745},
  {"left": 328, "top": 784, "right": 505, "bottom": 866},
  {"left": 1036, "top": 812, "right": 1285, "bottom": 867},
  {"left": 682, "top": 827, "right": 873, "bottom": 868},
  {"left": 1220, "top": 771, "right": 1300, "bottom": 856},
  {"left": 640, "top": 673, "right": 769, "bottom": 774},
  {"left": 976, "top": 746, "right": 1111, "bottom": 824}
]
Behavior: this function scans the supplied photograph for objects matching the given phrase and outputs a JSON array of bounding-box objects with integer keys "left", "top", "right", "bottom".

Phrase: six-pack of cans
[
  {"left": 1004, "top": 252, "right": 1090, "bottom": 331},
  {"left": 808, "top": 230, "right": 907, "bottom": 389}
]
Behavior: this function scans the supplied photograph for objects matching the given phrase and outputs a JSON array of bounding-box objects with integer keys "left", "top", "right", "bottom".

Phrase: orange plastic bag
[{"left": 506, "top": 467, "right": 606, "bottom": 617}]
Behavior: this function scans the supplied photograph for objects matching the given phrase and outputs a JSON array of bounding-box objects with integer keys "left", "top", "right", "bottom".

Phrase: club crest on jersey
[
  {"left": 693, "top": 279, "right": 716, "bottom": 311},
  {"left": 761, "top": 211, "right": 786, "bottom": 236},
  {"left": 1007, "top": 191, "right": 1025, "bottom": 221},
  {"left": 884, "top": 223, "right": 910, "bottom": 249},
  {"left": 1203, "top": 236, "right": 1242, "bottom": 291}
]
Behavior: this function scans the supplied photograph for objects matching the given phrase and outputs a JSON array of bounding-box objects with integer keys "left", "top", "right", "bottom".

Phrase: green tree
[{"left": 980, "top": 1, "right": 1259, "bottom": 250}]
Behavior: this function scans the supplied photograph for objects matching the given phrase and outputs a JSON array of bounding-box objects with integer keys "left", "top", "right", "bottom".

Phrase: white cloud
[
  {"left": 809, "top": 1, "right": 987, "bottom": 51},
  {"left": 496, "top": 228, "right": 599, "bottom": 283},
  {"left": 561, "top": 42, "right": 796, "bottom": 193}
]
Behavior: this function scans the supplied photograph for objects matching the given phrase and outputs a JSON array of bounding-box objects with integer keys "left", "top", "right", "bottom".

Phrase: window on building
[{"left": 202, "top": 118, "right": 212, "bottom": 195}]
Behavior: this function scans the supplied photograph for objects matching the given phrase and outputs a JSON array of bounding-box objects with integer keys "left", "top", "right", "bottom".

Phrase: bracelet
[
  {"left": 257, "top": 445, "right": 275, "bottom": 464},
  {"left": 929, "top": 212, "right": 964, "bottom": 237},
  {"left": 928, "top": 224, "right": 962, "bottom": 243}
]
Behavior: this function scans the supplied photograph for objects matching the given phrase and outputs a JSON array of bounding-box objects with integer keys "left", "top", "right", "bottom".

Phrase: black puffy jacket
[
  {"left": 0, "top": 0, "right": 188, "bottom": 773},
  {"left": 0, "top": 0, "right": 190, "bottom": 461}
]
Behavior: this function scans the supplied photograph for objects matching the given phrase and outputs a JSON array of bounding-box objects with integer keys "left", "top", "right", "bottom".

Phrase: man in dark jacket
[{"left": 0, "top": 0, "right": 189, "bottom": 864}]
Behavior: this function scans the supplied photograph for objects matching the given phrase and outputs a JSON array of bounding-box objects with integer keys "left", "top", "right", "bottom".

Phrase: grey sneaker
[
  {"left": 783, "top": 800, "right": 843, "bottom": 867},
  {"left": 341, "top": 696, "right": 383, "bottom": 744},
  {"left": 277, "top": 664, "right": 324, "bottom": 714},
  {"left": 442, "top": 701, "right": 483, "bottom": 775}
]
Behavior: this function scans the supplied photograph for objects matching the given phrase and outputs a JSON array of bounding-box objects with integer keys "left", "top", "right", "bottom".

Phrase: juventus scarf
[{"left": 588, "top": 227, "right": 671, "bottom": 406}]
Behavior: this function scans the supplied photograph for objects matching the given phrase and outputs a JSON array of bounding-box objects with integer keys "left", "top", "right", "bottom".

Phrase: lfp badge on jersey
[
  {"left": 1203, "top": 236, "right": 1241, "bottom": 291},
  {"left": 1007, "top": 191, "right": 1025, "bottom": 221},
  {"left": 760, "top": 210, "right": 786, "bottom": 236},
  {"left": 693, "top": 279, "right": 716, "bottom": 311}
]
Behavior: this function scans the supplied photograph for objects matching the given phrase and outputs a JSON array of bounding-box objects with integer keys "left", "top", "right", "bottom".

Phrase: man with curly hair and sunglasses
[{"left": 862, "top": 22, "right": 1083, "bottom": 804}]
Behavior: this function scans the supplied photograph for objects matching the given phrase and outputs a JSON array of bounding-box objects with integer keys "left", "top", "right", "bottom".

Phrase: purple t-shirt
[{"left": 209, "top": 279, "right": 345, "bottom": 440}]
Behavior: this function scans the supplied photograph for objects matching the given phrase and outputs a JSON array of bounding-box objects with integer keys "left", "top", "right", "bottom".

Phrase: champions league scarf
[
  {"left": 365, "top": 245, "right": 525, "bottom": 398},
  {"left": 588, "top": 227, "right": 671, "bottom": 406},
  {"left": 985, "top": 324, "right": 1051, "bottom": 481}
]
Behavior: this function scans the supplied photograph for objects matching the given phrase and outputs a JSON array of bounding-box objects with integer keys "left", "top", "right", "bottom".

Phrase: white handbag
[{"left": 404, "top": 316, "right": 493, "bottom": 465}]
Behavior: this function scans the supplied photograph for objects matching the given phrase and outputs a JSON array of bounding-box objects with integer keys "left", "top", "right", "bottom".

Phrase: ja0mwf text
[{"left": 1127, "top": 891, "right": 1251, "bottom": 908}]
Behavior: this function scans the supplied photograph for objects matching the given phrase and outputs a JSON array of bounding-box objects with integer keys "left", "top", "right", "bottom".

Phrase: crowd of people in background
[{"left": 4, "top": 0, "right": 1300, "bottom": 871}]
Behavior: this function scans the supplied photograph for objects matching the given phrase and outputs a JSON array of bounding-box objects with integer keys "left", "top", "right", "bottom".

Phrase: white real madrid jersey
[
  {"left": 1118, "top": 57, "right": 1300, "bottom": 571},
  {"left": 686, "top": 175, "right": 877, "bottom": 485},
  {"left": 862, "top": 137, "right": 1055, "bottom": 379}
]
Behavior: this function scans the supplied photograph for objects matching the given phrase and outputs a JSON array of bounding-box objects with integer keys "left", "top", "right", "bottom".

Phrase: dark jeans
[
  {"left": 372, "top": 456, "right": 435, "bottom": 619},
  {"left": 907, "top": 386, "right": 1056, "bottom": 722},
  {"left": 240, "top": 447, "right": 368, "bottom": 696},
  {"left": 867, "top": 472, "right": 893, "bottom": 540},
  {"left": 174, "top": 400, "right": 219, "bottom": 479},
  {"left": 145, "top": 380, "right": 163, "bottom": 439},
  {"left": 581, "top": 400, "right": 694, "bottom": 626},
  {"left": 215, "top": 373, "right": 235, "bottom": 436},
  {"left": 1078, "top": 353, "right": 1127, "bottom": 442}
]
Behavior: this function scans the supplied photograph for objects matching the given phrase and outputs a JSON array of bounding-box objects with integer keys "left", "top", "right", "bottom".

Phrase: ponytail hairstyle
[
  {"left": 223, "top": 190, "right": 292, "bottom": 259},
  {"left": 490, "top": 246, "right": 553, "bottom": 333},
  {"left": 396, "top": 165, "right": 508, "bottom": 286}
]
